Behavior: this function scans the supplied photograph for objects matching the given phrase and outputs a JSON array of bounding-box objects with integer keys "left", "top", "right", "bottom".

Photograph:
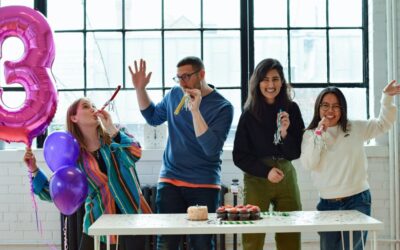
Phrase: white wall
[{"left": 1, "top": 0, "right": 400, "bottom": 249}]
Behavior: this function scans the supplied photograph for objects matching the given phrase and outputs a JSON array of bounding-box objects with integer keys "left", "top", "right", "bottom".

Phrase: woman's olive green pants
[{"left": 242, "top": 158, "right": 302, "bottom": 250}]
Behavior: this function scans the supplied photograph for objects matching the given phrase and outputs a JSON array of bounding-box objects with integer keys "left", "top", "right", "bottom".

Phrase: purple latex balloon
[
  {"left": 0, "top": 5, "right": 57, "bottom": 146},
  {"left": 44, "top": 131, "right": 80, "bottom": 172},
  {"left": 50, "top": 165, "right": 88, "bottom": 216}
]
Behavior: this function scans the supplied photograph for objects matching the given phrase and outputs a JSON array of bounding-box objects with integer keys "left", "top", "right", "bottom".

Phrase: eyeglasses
[
  {"left": 172, "top": 70, "right": 200, "bottom": 83},
  {"left": 320, "top": 103, "right": 342, "bottom": 112}
]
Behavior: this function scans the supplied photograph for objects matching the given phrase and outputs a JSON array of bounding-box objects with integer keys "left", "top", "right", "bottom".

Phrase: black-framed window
[
  {"left": 0, "top": 0, "right": 368, "bottom": 149},
  {"left": 250, "top": 0, "right": 368, "bottom": 124}
]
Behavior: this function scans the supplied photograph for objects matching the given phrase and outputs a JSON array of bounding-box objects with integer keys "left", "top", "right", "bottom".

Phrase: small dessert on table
[
  {"left": 239, "top": 207, "right": 250, "bottom": 221},
  {"left": 216, "top": 204, "right": 262, "bottom": 221},
  {"left": 245, "top": 204, "right": 254, "bottom": 209},
  {"left": 216, "top": 206, "right": 227, "bottom": 220},
  {"left": 187, "top": 205, "right": 208, "bottom": 221},
  {"left": 227, "top": 207, "right": 239, "bottom": 221},
  {"left": 249, "top": 206, "right": 261, "bottom": 220},
  {"left": 225, "top": 204, "right": 233, "bottom": 209}
]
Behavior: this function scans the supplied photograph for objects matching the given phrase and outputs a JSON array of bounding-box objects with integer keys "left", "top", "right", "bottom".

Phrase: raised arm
[
  {"left": 362, "top": 80, "right": 400, "bottom": 140},
  {"left": 128, "top": 59, "right": 153, "bottom": 110},
  {"left": 383, "top": 79, "right": 400, "bottom": 96}
]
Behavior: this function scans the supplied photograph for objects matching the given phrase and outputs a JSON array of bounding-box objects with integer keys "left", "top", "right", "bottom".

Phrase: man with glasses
[{"left": 129, "top": 56, "right": 233, "bottom": 250}]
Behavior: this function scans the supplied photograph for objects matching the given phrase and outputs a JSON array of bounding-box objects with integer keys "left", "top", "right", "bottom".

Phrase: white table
[{"left": 89, "top": 210, "right": 383, "bottom": 250}]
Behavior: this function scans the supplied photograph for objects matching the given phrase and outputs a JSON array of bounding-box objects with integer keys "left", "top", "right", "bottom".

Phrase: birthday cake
[{"left": 187, "top": 205, "right": 208, "bottom": 221}]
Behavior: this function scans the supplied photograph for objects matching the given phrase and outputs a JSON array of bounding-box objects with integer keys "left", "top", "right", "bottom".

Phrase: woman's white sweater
[{"left": 300, "top": 94, "right": 396, "bottom": 199}]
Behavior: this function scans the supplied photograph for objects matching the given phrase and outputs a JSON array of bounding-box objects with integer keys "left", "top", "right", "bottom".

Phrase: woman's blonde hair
[{"left": 66, "top": 98, "right": 111, "bottom": 155}]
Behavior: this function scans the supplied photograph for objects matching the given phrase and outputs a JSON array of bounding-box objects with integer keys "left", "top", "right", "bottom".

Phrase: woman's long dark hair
[
  {"left": 244, "top": 58, "right": 292, "bottom": 121},
  {"left": 306, "top": 87, "right": 349, "bottom": 132}
]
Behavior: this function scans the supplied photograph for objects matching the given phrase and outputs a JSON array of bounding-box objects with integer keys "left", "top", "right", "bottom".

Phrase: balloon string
[
  {"left": 28, "top": 161, "right": 43, "bottom": 235},
  {"left": 28, "top": 162, "right": 58, "bottom": 250}
]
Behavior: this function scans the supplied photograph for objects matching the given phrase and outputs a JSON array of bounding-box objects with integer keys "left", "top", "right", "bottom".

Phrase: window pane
[
  {"left": 48, "top": 0, "right": 83, "bottom": 30},
  {"left": 88, "top": 89, "right": 163, "bottom": 122},
  {"left": 53, "top": 33, "right": 84, "bottom": 89},
  {"left": 204, "top": 31, "right": 241, "bottom": 87},
  {"left": 164, "top": 31, "right": 201, "bottom": 87},
  {"left": 86, "top": 0, "right": 122, "bottom": 29},
  {"left": 125, "top": 0, "right": 161, "bottom": 29},
  {"left": 294, "top": 88, "right": 367, "bottom": 127},
  {"left": 218, "top": 89, "right": 241, "bottom": 147},
  {"left": 254, "top": 30, "right": 288, "bottom": 72},
  {"left": 0, "top": 0, "right": 33, "bottom": 7},
  {"left": 329, "top": 0, "right": 362, "bottom": 27},
  {"left": 0, "top": 37, "right": 24, "bottom": 85},
  {"left": 164, "top": 0, "right": 200, "bottom": 28},
  {"left": 293, "top": 88, "right": 322, "bottom": 125},
  {"left": 203, "top": 0, "right": 240, "bottom": 28},
  {"left": 343, "top": 88, "right": 367, "bottom": 120},
  {"left": 330, "top": 30, "right": 363, "bottom": 83},
  {"left": 86, "top": 32, "right": 123, "bottom": 89},
  {"left": 290, "top": 30, "right": 327, "bottom": 83},
  {"left": 126, "top": 90, "right": 163, "bottom": 148},
  {"left": 88, "top": 90, "right": 163, "bottom": 144},
  {"left": 290, "top": 0, "right": 326, "bottom": 27},
  {"left": 0, "top": 91, "right": 25, "bottom": 109},
  {"left": 254, "top": 0, "right": 287, "bottom": 27},
  {"left": 125, "top": 32, "right": 162, "bottom": 88},
  {"left": 50, "top": 91, "right": 84, "bottom": 129}
]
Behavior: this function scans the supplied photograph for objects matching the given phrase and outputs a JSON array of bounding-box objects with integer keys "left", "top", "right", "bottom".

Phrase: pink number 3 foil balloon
[{"left": 0, "top": 6, "right": 57, "bottom": 147}]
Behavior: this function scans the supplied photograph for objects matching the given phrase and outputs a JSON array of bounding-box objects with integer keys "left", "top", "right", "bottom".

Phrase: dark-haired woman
[
  {"left": 233, "top": 58, "right": 304, "bottom": 250},
  {"left": 300, "top": 80, "right": 400, "bottom": 250}
]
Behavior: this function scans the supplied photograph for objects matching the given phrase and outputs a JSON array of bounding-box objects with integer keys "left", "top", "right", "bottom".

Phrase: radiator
[{"left": 61, "top": 185, "right": 228, "bottom": 250}]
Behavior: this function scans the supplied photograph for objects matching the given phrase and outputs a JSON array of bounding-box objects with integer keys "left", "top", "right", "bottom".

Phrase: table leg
[
  {"left": 94, "top": 236, "right": 100, "bottom": 250},
  {"left": 349, "top": 231, "right": 353, "bottom": 250},
  {"left": 373, "top": 231, "right": 377, "bottom": 250},
  {"left": 107, "top": 235, "right": 110, "bottom": 250}
]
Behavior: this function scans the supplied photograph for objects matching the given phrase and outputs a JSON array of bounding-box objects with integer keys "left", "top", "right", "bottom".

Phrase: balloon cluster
[{"left": 44, "top": 131, "right": 88, "bottom": 215}]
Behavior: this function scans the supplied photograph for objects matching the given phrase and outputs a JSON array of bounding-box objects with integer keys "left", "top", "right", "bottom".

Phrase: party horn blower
[
  {"left": 174, "top": 94, "right": 189, "bottom": 115},
  {"left": 100, "top": 85, "right": 121, "bottom": 111},
  {"left": 315, "top": 125, "right": 324, "bottom": 136}
]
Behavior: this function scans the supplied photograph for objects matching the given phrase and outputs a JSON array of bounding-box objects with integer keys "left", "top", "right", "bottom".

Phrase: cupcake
[
  {"left": 245, "top": 204, "right": 254, "bottom": 209},
  {"left": 225, "top": 204, "right": 234, "bottom": 209},
  {"left": 227, "top": 207, "right": 239, "bottom": 221},
  {"left": 216, "top": 206, "right": 227, "bottom": 220},
  {"left": 249, "top": 206, "right": 261, "bottom": 220},
  {"left": 239, "top": 207, "right": 250, "bottom": 221}
]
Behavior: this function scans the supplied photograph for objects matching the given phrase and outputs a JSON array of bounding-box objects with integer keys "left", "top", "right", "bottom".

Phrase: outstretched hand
[
  {"left": 128, "top": 59, "right": 152, "bottom": 90},
  {"left": 383, "top": 80, "right": 400, "bottom": 96},
  {"left": 23, "top": 147, "right": 38, "bottom": 173}
]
